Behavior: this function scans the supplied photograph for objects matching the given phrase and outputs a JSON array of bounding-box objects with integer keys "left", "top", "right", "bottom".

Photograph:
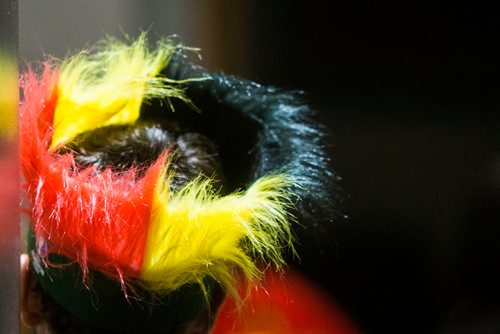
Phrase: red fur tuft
[{"left": 20, "top": 65, "right": 168, "bottom": 283}]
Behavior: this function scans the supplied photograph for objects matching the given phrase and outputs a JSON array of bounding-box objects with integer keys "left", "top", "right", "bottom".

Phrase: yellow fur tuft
[
  {"left": 51, "top": 33, "right": 191, "bottom": 148},
  {"left": 141, "top": 171, "right": 295, "bottom": 299}
]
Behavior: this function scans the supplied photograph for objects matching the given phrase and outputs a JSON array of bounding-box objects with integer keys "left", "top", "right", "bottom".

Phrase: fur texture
[
  {"left": 51, "top": 33, "right": 189, "bottom": 148},
  {"left": 143, "top": 173, "right": 294, "bottom": 297},
  {"left": 21, "top": 36, "right": 296, "bottom": 299},
  {"left": 21, "top": 66, "right": 162, "bottom": 285},
  {"left": 166, "top": 56, "right": 341, "bottom": 259}
]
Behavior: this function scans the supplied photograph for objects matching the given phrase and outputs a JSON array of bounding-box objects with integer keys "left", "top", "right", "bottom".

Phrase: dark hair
[{"left": 67, "top": 120, "right": 223, "bottom": 189}]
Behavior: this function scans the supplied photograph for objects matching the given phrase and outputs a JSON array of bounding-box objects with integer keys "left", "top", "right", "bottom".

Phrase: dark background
[
  {"left": 19, "top": 1, "right": 500, "bottom": 333},
  {"left": 256, "top": 2, "right": 500, "bottom": 333},
  {"left": 0, "top": 1, "right": 18, "bottom": 333},
  {"left": 249, "top": 2, "right": 500, "bottom": 333},
  {"left": 256, "top": 3, "right": 500, "bottom": 333}
]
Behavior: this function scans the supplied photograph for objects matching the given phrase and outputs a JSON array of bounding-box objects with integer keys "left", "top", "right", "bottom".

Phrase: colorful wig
[{"left": 21, "top": 33, "right": 340, "bottom": 332}]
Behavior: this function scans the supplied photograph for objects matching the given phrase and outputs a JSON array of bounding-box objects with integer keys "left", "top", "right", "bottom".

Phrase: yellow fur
[
  {"left": 141, "top": 171, "right": 295, "bottom": 299},
  {"left": 51, "top": 33, "right": 188, "bottom": 148}
]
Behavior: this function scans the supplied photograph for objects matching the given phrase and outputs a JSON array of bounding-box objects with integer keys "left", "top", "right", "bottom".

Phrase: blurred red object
[
  {"left": 0, "top": 143, "right": 18, "bottom": 248},
  {"left": 212, "top": 269, "right": 361, "bottom": 334}
]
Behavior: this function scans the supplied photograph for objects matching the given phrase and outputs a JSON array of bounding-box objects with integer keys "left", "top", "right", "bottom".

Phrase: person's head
[
  {"left": 20, "top": 34, "right": 304, "bottom": 333},
  {"left": 21, "top": 120, "right": 226, "bottom": 334}
]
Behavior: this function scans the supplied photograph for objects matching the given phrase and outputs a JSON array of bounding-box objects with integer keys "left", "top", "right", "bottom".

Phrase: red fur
[{"left": 20, "top": 65, "right": 168, "bottom": 283}]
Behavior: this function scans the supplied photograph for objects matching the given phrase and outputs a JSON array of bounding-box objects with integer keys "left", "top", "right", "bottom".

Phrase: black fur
[
  {"left": 71, "top": 55, "right": 342, "bottom": 261},
  {"left": 164, "top": 55, "right": 342, "bottom": 260}
]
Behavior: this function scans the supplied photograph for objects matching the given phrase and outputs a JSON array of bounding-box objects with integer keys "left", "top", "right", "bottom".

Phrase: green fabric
[{"left": 28, "top": 231, "right": 216, "bottom": 332}]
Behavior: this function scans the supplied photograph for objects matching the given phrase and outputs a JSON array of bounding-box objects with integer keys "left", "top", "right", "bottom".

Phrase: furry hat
[{"left": 20, "top": 34, "right": 339, "bottom": 331}]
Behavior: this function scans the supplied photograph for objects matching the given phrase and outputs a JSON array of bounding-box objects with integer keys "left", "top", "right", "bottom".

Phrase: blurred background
[
  {"left": 0, "top": 0, "right": 18, "bottom": 333},
  {"left": 17, "top": 1, "right": 500, "bottom": 333}
]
